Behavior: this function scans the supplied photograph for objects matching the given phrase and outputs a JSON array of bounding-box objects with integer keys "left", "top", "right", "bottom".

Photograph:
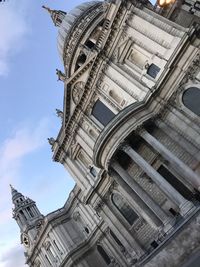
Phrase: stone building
[{"left": 12, "top": 0, "right": 200, "bottom": 266}]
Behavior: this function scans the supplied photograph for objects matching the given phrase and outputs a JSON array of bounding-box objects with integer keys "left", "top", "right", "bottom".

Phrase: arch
[
  {"left": 182, "top": 87, "right": 200, "bottom": 116},
  {"left": 111, "top": 193, "right": 138, "bottom": 225}
]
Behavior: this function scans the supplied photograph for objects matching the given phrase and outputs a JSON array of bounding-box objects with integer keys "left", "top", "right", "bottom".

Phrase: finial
[
  {"left": 42, "top": 5, "right": 53, "bottom": 15},
  {"left": 10, "top": 184, "right": 15, "bottom": 191},
  {"left": 42, "top": 5, "right": 66, "bottom": 27}
]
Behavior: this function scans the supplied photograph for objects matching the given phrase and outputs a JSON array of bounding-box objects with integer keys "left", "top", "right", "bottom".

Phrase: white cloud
[
  {"left": 0, "top": 244, "right": 25, "bottom": 267},
  {"left": 0, "top": 0, "right": 29, "bottom": 76},
  {"left": 0, "top": 118, "right": 51, "bottom": 223},
  {"left": 0, "top": 118, "right": 51, "bottom": 266}
]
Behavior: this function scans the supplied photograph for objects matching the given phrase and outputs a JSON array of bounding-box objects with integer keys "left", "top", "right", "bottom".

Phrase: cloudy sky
[{"left": 0, "top": 0, "right": 86, "bottom": 266}]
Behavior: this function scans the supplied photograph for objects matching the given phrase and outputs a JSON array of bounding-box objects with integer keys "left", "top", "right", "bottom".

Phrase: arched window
[
  {"left": 111, "top": 193, "right": 138, "bottom": 225},
  {"left": 147, "top": 64, "right": 160, "bottom": 79},
  {"left": 97, "top": 245, "right": 111, "bottom": 265},
  {"left": 92, "top": 100, "right": 115, "bottom": 126},
  {"left": 182, "top": 87, "right": 200, "bottom": 116}
]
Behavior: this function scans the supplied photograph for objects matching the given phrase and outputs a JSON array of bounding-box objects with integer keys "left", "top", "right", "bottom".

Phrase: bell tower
[{"left": 11, "top": 185, "right": 44, "bottom": 251}]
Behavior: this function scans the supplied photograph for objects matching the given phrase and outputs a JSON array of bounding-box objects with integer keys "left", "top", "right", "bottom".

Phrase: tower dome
[{"left": 57, "top": 1, "right": 105, "bottom": 75}]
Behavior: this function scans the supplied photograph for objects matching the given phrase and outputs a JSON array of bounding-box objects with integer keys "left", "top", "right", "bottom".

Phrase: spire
[
  {"left": 10, "top": 184, "right": 24, "bottom": 202},
  {"left": 42, "top": 5, "right": 67, "bottom": 27}
]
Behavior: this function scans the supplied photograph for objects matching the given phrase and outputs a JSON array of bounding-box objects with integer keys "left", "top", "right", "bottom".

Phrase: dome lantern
[{"left": 42, "top": 5, "right": 67, "bottom": 27}]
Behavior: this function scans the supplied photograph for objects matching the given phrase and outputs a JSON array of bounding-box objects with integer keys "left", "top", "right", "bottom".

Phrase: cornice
[{"left": 53, "top": 1, "right": 129, "bottom": 163}]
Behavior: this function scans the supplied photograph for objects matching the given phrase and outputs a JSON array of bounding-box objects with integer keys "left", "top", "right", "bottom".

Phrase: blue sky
[{"left": 0, "top": 0, "right": 86, "bottom": 266}]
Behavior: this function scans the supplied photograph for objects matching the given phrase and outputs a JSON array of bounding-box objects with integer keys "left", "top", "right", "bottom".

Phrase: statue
[
  {"left": 56, "top": 109, "right": 63, "bottom": 119},
  {"left": 56, "top": 69, "right": 66, "bottom": 82},
  {"left": 48, "top": 137, "right": 56, "bottom": 146}
]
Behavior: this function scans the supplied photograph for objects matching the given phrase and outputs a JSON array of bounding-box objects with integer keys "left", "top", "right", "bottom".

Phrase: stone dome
[{"left": 57, "top": 1, "right": 103, "bottom": 64}]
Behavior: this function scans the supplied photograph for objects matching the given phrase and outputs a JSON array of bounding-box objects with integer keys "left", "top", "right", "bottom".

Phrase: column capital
[{"left": 118, "top": 142, "right": 131, "bottom": 153}]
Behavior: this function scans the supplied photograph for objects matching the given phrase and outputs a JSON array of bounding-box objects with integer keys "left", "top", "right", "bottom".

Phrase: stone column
[
  {"left": 110, "top": 168, "right": 162, "bottom": 229},
  {"left": 140, "top": 129, "right": 200, "bottom": 191},
  {"left": 111, "top": 162, "right": 173, "bottom": 231},
  {"left": 121, "top": 144, "right": 194, "bottom": 216}
]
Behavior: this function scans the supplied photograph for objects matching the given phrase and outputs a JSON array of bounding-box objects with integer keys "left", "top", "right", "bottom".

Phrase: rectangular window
[
  {"left": 147, "top": 64, "right": 160, "bottom": 79},
  {"left": 92, "top": 100, "right": 115, "bottom": 126}
]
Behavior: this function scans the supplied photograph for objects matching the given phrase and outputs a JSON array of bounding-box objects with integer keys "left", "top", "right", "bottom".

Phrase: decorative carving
[
  {"left": 94, "top": 198, "right": 105, "bottom": 215},
  {"left": 180, "top": 53, "right": 200, "bottom": 86},
  {"left": 73, "top": 211, "right": 80, "bottom": 221},
  {"left": 72, "top": 81, "right": 85, "bottom": 104}
]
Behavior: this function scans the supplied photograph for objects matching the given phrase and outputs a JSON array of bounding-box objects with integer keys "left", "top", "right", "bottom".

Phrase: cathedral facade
[{"left": 12, "top": 0, "right": 200, "bottom": 266}]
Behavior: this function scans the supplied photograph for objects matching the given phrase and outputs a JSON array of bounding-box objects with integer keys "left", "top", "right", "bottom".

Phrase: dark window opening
[
  {"left": 75, "top": 53, "right": 87, "bottom": 71},
  {"left": 169, "top": 208, "right": 178, "bottom": 216},
  {"left": 147, "top": 64, "right": 160, "bottom": 79},
  {"left": 20, "top": 198, "right": 23, "bottom": 201},
  {"left": 85, "top": 39, "right": 95, "bottom": 49},
  {"left": 111, "top": 193, "right": 138, "bottom": 225},
  {"left": 151, "top": 241, "right": 159, "bottom": 249},
  {"left": 90, "top": 167, "right": 97, "bottom": 177},
  {"left": 27, "top": 207, "right": 34, "bottom": 218},
  {"left": 158, "top": 165, "right": 194, "bottom": 200},
  {"left": 84, "top": 227, "right": 90, "bottom": 234},
  {"left": 97, "top": 245, "right": 111, "bottom": 265},
  {"left": 92, "top": 100, "right": 115, "bottom": 126},
  {"left": 110, "top": 230, "right": 124, "bottom": 248},
  {"left": 182, "top": 87, "right": 200, "bottom": 116}
]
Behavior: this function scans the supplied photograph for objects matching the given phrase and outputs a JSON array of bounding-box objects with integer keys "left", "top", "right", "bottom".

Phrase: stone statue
[
  {"left": 48, "top": 137, "right": 56, "bottom": 146},
  {"left": 56, "top": 109, "right": 63, "bottom": 119},
  {"left": 56, "top": 69, "right": 66, "bottom": 82}
]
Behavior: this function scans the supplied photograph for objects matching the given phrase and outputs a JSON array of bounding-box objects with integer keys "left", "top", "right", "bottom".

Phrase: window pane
[
  {"left": 97, "top": 245, "right": 111, "bottom": 265},
  {"left": 182, "top": 87, "right": 200, "bottom": 116},
  {"left": 147, "top": 64, "right": 160, "bottom": 78},
  {"left": 112, "top": 193, "right": 138, "bottom": 225},
  {"left": 92, "top": 100, "right": 115, "bottom": 126},
  {"left": 158, "top": 165, "right": 194, "bottom": 200}
]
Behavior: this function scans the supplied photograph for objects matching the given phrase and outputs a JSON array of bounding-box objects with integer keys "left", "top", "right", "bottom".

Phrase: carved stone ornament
[
  {"left": 22, "top": 233, "right": 30, "bottom": 247},
  {"left": 73, "top": 211, "right": 80, "bottom": 221},
  {"left": 72, "top": 81, "right": 85, "bottom": 104},
  {"left": 180, "top": 53, "right": 200, "bottom": 86}
]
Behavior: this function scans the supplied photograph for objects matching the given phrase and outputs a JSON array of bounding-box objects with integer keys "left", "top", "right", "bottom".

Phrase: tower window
[
  {"left": 157, "top": 165, "right": 194, "bottom": 200},
  {"left": 27, "top": 207, "right": 34, "bottom": 218},
  {"left": 92, "top": 100, "right": 115, "bottom": 126},
  {"left": 97, "top": 245, "right": 111, "bottom": 265},
  {"left": 182, "top": 87, "right": 200, "bottom": 116},
  {"left": 147, "top": 64, "right": 160, "bottom": 79},
  {"left": 19, "top": 210, "right": 27, "bottom": 221},
  {"left": 111, "top": 193, "right": 138, "bottom": 225}
]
